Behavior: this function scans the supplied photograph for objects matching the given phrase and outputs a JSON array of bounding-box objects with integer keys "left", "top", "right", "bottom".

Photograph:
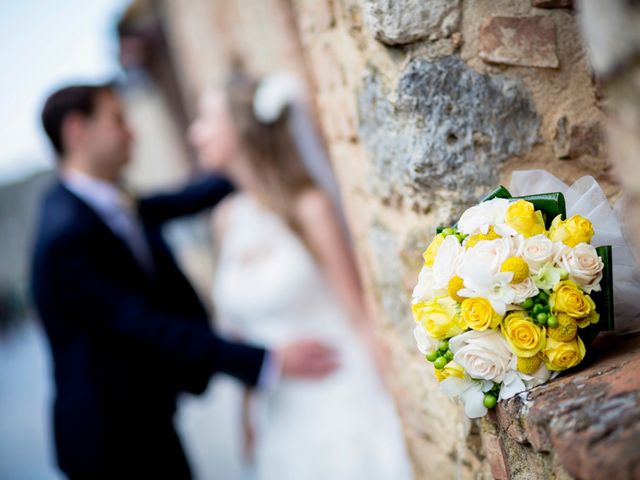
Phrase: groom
[{"left": 31, "top": 82, "right": 337, "bottom": 479}]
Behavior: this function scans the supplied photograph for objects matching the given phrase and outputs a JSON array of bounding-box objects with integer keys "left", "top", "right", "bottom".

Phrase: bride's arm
[
  {"left": 295, "top": 189, "right": 389, "bottom": 375},
  {"left": 295, "top": 189, "right": 365, "bottom": 326}
]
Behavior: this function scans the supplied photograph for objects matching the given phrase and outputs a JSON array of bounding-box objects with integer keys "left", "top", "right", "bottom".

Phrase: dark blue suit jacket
[{"left": 31, "top": 175, "right": 266, "bottom": 479}]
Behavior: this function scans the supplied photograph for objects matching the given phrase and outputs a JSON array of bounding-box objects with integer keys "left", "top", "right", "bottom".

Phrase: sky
[{"left": 0, "top": 0, "right": 131, "bottom": 185}]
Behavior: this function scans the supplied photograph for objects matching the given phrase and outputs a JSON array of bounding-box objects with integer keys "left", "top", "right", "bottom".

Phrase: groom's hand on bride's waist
[{"left": 276, "top": 340, "right": 339, "bottom": 378}]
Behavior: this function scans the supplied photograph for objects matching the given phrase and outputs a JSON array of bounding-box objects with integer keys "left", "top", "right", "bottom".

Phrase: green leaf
[
  {"left": 481, "top": 185, "right": 512, "bottom": 201},
  {"left": 592, "top": 245, "right": 614, "bottom": 332},
  {"left": 578, "top": 246, "right": 614, "bottom": 349}
]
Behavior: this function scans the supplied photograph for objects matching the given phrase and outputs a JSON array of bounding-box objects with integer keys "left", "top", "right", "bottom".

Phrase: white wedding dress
[{"left": 212, "top": 194, "right": 413, "bottom": 480}]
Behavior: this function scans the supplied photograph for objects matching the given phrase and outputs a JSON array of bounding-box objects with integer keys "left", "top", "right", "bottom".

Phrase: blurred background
[{"left": 0, "top": 0, "right": 322, "bottom": 478}]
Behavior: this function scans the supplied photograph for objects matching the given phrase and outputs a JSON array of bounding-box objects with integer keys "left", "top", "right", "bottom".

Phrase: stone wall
[
  {"left": 141, "top": 0, "right": 637, "bottom": 478},
  {"left": 291, "top": 0, "right": 616, "bottom": 478}
]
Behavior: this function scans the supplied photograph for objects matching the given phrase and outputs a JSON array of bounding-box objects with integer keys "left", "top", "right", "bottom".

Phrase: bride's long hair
[{"left": 225, "top": 69, "right": 317, "bottom": 249}]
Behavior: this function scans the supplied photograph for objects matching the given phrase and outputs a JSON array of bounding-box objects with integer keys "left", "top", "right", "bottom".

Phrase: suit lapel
[{"left": 56, "top": 181, "right": 153, "bottom": 282}]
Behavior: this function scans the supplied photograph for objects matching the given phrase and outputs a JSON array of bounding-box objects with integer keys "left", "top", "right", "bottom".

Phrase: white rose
[
  {"left": 412, "top": 266, "right": 445, "bottom": 302},
  {"left": 552, "top": 241, "right": 571, "bottom": 266},
  {"left": 450, "top": 330, "right": 513, "bottom": 383},
  {"left": 521, "top": 234, "right": 554, "bottom": 273},
  {"left": 413, "top": 324, "right": 437, "bottom": 354},
  {"left": 457, "top": 198, "right": 516, "bottom": 236},
  {"left": 458, "top": 237, "right": 516, "bottom": 277},
  {"left": 558, "top": 243, "right": 604, "bottom": 293},
  {"left": 432, "top": 235, "right": 465, "bottom": 289},
  {"left": 509, "top": 277, "right": 539, "bottom": 305}
]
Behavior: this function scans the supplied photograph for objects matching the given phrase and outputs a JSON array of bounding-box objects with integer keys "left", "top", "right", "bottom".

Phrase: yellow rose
[
  {"left": 500, "top": 311, "right": 546, "bottom": 358},
  {"left": 434, "top": 361, "right": 465, "bottom": 382},
  {"left": 461, "top": 298, "right": 502, "bottom": 331},
  {"left": 542, "top": 336, "right": 586, "bottom": 371},
  {"left": 423, "top": 234, "right": 446, "bottom": 267},
  {"left": 412, "top": 297, "right": 466, "bottom": 339},
  {"left": 550, "top": 280, "right": 597, "bottom": 320},
  {"left": 548, "top": 214, "right": 594, "bottom": 247},
  {"left": 505, "top": 200, "right": 546, "bottom": 238},
  {"left": 576, "top": 309, "right": 600, "bottom": 329}
]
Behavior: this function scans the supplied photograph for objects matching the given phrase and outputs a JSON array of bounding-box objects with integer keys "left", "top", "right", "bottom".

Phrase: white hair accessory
[{"left": 252, "top": 72, "right": 305, "bottom": 123}]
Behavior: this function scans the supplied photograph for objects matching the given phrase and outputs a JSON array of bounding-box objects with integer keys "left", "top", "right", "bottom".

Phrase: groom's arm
[
  {"left": 137, "top": 174, "right": 234, "bottom": 225},
  {"left": 38, "top": 231, "right": 266, "bottom": 387}
]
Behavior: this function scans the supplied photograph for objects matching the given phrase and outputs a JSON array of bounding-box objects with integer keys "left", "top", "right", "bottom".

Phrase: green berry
[
  {"left": 521, "top": 298, "right": 534, "bottom": 310},
  {"left": 433, "top": 356, "right": 447, "bottom": 370},
  {"left": 532, "top": 304, "right": 544, "bottom": 315},
  {"left": 538, "top": 291, "right": 549, "bottom": 302},
  {"left": 438, "top": 340, "right": 450, "bottom": 352},
  {"left": 445, "top": 350, "right": 454, "bottom": 361},
  {"left": 483, "top": 393, "right": 497, "bottom": 409},
  {"left": 536, "top": 312, "right": 548, "bottom": 323},
  {"left": 425, "top": 350, "right": 439, "bottom": 362},
  {"left": 547, "top": 316, "right": 559, "bottom": 328}
]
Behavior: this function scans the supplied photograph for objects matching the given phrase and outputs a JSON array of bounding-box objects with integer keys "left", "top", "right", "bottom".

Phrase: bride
[{"left": 188, "top": 70, "right": 413, "bottom": 480}]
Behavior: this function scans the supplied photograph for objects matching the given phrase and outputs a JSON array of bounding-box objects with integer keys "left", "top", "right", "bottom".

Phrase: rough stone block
[
  {"left": 479, "top": 16, "right": 560, "bottom": 69},
  {"left": 493, "top": 332, "right": 640, "bottom": 480},
  {"left": 358, "top": 56, "right": 540, "bottom": 211},
  {"left": 553, "top": 116, "right": 603, "bottom": 159},
  {"left": 363, "top": 0, "right": 460, "bottom": 45}
]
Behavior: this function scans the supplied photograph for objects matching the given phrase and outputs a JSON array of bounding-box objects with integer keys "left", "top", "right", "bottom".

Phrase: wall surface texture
[
  {"left": 147, "top": 0, "right": 638, "bottom": 477},
  {"left": 290, "top": 1, "right": 616, "bottom": 478}
]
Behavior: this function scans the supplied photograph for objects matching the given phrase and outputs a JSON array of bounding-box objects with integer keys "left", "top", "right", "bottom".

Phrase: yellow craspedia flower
[
  {"left": 447, "top": 276, "right": 466, "bottom": 303},
  {"left": 434, "top": 361, "right": 465, "bottom": 382},
  {"left": 505, "top": 200, "right": 546, "bottom": 238},
  {"left": 547, "top": 313, "right": 578, "bottom": 342},
  {"left": 550, "top": 280, "right": 597, "bottom": 320},
  {"left": 465, "top": 227, "right": 501, "bottom": 249},
  {"left": 501, "top": 257, "right": 530, "bottom": 284},
  {"left": 501, "top": 311, "right": 546, "bottom": 358},
  {"left": 516, "top": 355, "right": 542, "bottom": 374},
  {"left": 461, "top": 297, "right": 502, "bottom": 331},
  {"left": 548, "top": 214, "right": 594, "bottom": 247},
  {"left": 412, "top": 297, "right": 466, "bottom": 339},
  {"left": 542, "top": 336, "right": 586, "bottom": 371},
  {"left": 423, "top": 233, "right": 446, "bottom": 267}
]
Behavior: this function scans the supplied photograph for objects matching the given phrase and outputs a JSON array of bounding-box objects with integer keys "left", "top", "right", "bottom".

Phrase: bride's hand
[
  {"left": 277, "top": 340, "right": 339, "bottom": 378},
  {"left": 241, "top": 389, "right": 255, "bottom": 464}
]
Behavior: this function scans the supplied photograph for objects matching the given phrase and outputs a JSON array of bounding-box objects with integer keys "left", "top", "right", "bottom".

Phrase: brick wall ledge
[{"left": 481, "top": 330, "right": 640, "bottom": 480}]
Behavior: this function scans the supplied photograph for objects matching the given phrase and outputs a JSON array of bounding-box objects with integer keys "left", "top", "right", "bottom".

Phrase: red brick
[{"left": 479, "top": 16, "right": 559, "bottom": 69}]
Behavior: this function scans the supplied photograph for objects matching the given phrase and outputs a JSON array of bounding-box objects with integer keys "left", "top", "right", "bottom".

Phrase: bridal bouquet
[{"left": 412, "top": 179, "right": 614, "bottom": 418}]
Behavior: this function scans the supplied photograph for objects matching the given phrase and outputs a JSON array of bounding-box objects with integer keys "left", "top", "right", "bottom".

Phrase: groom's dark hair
[{"left": 41, "top": 82, "right": 115, "bottom": 157}]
